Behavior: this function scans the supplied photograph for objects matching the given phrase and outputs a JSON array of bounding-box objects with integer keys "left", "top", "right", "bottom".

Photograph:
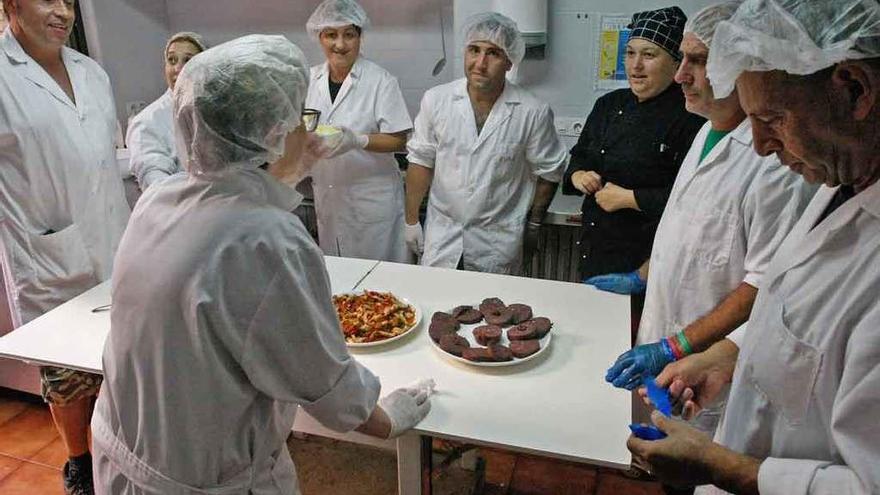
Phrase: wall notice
[{"left": 595, "top": 14, "right": 631, "bottom": 91}]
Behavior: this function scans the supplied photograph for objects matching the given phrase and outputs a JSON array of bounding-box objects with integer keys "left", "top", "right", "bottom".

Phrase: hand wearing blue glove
[
  {"left": 605, "top": 341, "right": 675, "bottom": 390},
  {"left": 583, "top": 270, "right": 646, "bottom": 295}
]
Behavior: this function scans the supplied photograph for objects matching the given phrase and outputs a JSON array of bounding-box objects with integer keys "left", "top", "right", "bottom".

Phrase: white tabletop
[
  {"left": 0, "top": 256, "right": 380, "bottom": 374},
  {"left": 350, "top": 262, "right": 632, "bottom": 468}
]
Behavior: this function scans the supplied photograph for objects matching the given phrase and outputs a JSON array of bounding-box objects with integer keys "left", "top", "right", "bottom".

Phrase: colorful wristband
[
  {"left": 676, "top": 330, "right": 693, "bottom": 356},
  {"left": 665, "top": 335, "right": 684, "bottom": 360},
  {"left": 659, "top": 338, "right": 676, "bottom": 362}
]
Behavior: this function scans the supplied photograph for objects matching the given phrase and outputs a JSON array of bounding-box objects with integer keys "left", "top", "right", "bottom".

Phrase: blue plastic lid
[
  {"left": 643, "top": 375, "right": 671, "bottom": 416},
  {"left": 629, "top": 424, "right": 667, "bottom": 440}
]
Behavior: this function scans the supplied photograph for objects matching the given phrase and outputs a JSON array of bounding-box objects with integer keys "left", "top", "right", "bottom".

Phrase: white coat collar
[
  {"left": 312, "top": 56, "right": 364, "bottom": 118},
  {"left": 2, "top": 28, "right": 84, "bottom": 110},
  {"left": 452, "top": 78, "right": 521, "bottom": 149},
  {"left": 696, "top": 117, "right": 752, "bottom": 170},
  {"left": 313, "top": 55, "right": 364, "bottom": 82}
]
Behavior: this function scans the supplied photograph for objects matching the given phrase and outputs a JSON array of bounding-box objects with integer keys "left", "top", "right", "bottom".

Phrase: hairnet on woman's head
[
  {"left": 173, "top": 34, "right": 310, "bottom": 177},
  {"left": 165, "top": 31, "right": 208, "bottom": 56},
  {"left": 684, "top": 1, "right": 743, "bottom": 49},
  {"left": 306, "top": 0, "right": 370, "bottom": 39},
  {"left": 707, "top": 0, "right": 880, "bottom": 98},
  {"left": 462, "top": 12, "right": 525, "bottom": 66}
]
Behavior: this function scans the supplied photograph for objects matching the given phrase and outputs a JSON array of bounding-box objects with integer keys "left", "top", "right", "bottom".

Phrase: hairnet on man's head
[
  {"left": 306, "top": 0, "right": 370, "bottom": 39},
  {"left": 173, "top": 34, "right": 310, "bottom": 177},
  {"left": 462, "top": 12, "right": 525, "bottom": 66},
  {"left": 684, "top": 1, "right": 743, "bottom": 49},
  {"left": 165, "top": 31, "right": 208, "bottom": 57},
  {"left": 707, "top": 0, "right": 880, "bottom": 98}
]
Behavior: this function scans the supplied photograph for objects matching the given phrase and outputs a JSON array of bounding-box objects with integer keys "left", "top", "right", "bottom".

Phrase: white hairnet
[
  {"left": 173, "top": 34, "right": 310, "bottom": 177},
  {"left": 707, "top": 0, "right": 880, "bottom": 97},
  {"left": 306, "top": 0, "right": 370, "bottom": 39},
  {"left": 684, "top": 1, "right": 743, "bottom": 48},
  {"left": 462, "top": 12, "right": 525, "bottom": 66},
  {"left": 165, "top": 31, "right": 208, "bottom": 56}
]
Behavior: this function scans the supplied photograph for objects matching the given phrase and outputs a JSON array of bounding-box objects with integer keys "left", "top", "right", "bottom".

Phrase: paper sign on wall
[{"left": 594, "top": 14, "right": 631, "bottom": 91}]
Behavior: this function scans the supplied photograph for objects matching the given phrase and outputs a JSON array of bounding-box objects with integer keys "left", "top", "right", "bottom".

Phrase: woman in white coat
[
  {"left": 126, "top": 31, "right": 206, "bottom": 190},
  {"left": 92, "top": 35, "right": 432, "bottom": 495},
  {"left": 305, "top": 0, "right": 413, "bottom": 262}
]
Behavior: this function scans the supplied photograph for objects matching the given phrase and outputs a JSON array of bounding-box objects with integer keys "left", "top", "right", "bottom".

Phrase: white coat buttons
[
  {"left": 618, "top": 110, "right": 623, "bottom": 115},
  {"left": 600, "top": 149, "right": 605, "bottom": 155}
]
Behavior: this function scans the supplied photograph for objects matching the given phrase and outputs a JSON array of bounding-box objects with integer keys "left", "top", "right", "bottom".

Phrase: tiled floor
[{"left": 0, "top": 388, "right": 664, "bottom": 494}]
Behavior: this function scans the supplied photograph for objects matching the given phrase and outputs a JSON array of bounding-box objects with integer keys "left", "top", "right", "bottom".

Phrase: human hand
[
  {"left": 571, "top": 170, "right": 602, "bottom": 195},
  {"left": 584, "top": 270, "right": 646, "bottom": 295},
  {"left": 627, "top": 410, "right": 717, "bottom": 488},
  {"left": 377, "top": 379, "right": 435, "bottom": 438},
  {"left": 324, "top": 126, "right": 369, "bottom": 158},
  {"left": 405, "top": 222, "right": 424, "bottom": 256},
  {"left": 606, "top": 341, "right": 674, "bottom": 390},
  {"left": 595, "top": 182, "right": 636, "bottom": 212},
  {"left": 639, "top": 341, "right": 738, "bottom": 419},
  {"left": 522, "top": 221, "right": 541, "bottom": 262}
]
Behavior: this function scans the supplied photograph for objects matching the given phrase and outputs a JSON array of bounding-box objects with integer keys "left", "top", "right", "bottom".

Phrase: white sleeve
[
  {"left": 756, "top": 304, "right": 880, "bottom": 495},
  {"left": 126, "top": 109, "right": 179, "bottom": 189},
  {"left": 375, "top": 75, "right": 412, "bottom": 134},
  {"left": 726, "top": 323, "right": 747, "bottom": 348},
  {"left": 741, "top": 162, "right": 818, "bottom": 288},
  {"left": 240, "top": 232, "right": 381, "bottom": 432},
  {"left": 525, "top": 104, "right": 567, "bottom": 183},
  {"left": 406, "top": 91, "right": 438, "bottom": 169}
]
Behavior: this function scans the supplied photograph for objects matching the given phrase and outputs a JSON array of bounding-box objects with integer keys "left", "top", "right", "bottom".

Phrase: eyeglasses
[{"left": 301, "top": 108, "right": 321, "bottom": 132}]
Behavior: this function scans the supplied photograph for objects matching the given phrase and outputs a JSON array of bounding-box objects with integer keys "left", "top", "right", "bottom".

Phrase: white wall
[
  {"left": 79, "top": 0, "right": 170, "bottom": 126},
  {"left": 454, "top": 0, "right": 718, "bottom": 120}
]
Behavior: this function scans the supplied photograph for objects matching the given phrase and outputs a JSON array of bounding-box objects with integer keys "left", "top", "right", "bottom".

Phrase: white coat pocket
[
  {"left": 26, "top": 224, "right": 98, "bottom": 308},
  {"left": 746, "top": 300, "right": 821, "bottom": 426}
]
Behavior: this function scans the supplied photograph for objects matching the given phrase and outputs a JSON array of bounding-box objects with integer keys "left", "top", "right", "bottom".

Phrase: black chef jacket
[{"left": 563, "top": 84, "right": 705, "bottom": 278}]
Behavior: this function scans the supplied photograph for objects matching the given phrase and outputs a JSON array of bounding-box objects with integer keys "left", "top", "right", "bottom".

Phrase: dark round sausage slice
[
  {"left": 439, "top": 334, "right": 470, "bottom": 356},
  {"left": 431, "top": 311, "right": 460, "bottom": 330},
  {"left": 429, "top": 319, "right": 459, "bottom": 343},
  {"left": 456, "top": 308, "right": 484, "bottom": 324},
  {"left": 472, "top": 325, "right": 502, "bottom": 345},
  {"left": 484, "top": 307, "right": 513, "bottom": 326},
  {"left": 527, "top": 317, "right": 553, "bottom": 338},
  {"left": 510, "top": 339, "right": 541, "bottom": 358},
  {"left": 507, "top": 304, "right": 533, "bottom": 324},
  {"left": 451, "top": 305, "right": 472, "bottom": 318},
  {"left": 462, "top": 347, "right": 494, "bottom": 362},
  {"left": 507, "top": 323, "right": 537, "bottom": 341},
  {"left": 478, "top": 297, "right": 505, "bottom": 314},
  {"left": 487, "top": 344, "right": 513, "bottom": 362}
]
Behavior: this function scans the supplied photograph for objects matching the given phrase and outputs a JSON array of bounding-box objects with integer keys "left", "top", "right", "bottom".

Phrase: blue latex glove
[
  {"left": 605, "top": 342, "right": 674, "bottom": 390},
  {"left": 583, "top": 270, "right": 646, "bottom": 295}
]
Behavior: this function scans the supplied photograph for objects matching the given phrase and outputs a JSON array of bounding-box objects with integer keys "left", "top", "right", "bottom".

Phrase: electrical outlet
[{"left": 555, "top": 117, "right": 585, "bottom": 138}]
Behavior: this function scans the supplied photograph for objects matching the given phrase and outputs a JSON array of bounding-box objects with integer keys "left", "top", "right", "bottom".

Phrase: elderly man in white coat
[
  {"left": 91, "top": 35, "right": 433, "bottom": 495},
  {"left": 304, "top": 0, "right": 412, "bottom": 262},
  {"left": 605, "top": 1, "right": 816, "bottom": 404},
  {"left": 405, "top": 12, "right": 567, "bottom": 274},
  {"left": 625, "top": 1, "right": 880, "bottom": 494},
  {"left": 126, "top": 31, "right": 206, "bottom": 190},
  {"left": 0, "top": 1, "right": 130, "bottom": 493}
]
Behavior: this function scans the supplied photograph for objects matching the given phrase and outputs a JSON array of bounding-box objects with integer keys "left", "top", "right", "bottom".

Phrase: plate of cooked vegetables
[{"left": 332, "top": 290, "right": 421, "bottom": 347}]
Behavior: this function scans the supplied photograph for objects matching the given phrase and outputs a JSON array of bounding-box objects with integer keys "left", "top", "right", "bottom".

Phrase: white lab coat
[
  {"left": 126, "top": 89, "right": 182, "bottom": 189},
  {"left": 92, "top": 169, "right": 382, "bottom": 495},
  {"left": 0, "top": 29, "right": 129, "bottom": 326},
  {"left": 305, "top": 57, "right": 412, "bottom": 262},
  {"left": 696, "top": 181, "right": 880, "bottom": 495},
  {"left": 637, "top": 120, "right": 816, "bottom": 345},
  {"left": 407, "top": 78, "right": 567, "bottom": 274}
]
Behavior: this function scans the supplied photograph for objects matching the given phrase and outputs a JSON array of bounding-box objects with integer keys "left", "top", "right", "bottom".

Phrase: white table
[
  {"left": 0, "top": 258, "right": 632, "bottom": 494},
  {"left": 349, "top": 262, "right": 632, "bottom": 479}
]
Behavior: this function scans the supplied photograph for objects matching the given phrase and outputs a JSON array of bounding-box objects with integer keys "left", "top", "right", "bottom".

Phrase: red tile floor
[{"left": 0, "top": 387, "right": 664, "bottom": 494}]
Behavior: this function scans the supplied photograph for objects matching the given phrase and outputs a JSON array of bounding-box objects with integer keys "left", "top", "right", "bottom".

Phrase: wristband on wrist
[
  {"left": 676, "top": 330, "right": 694, "bottom": 355},
  {"left": 357, "top": 134, "right": 370, "bottom": 149},
  {"left": 666, "top": 335, "right": 685, "bottom": 360}
]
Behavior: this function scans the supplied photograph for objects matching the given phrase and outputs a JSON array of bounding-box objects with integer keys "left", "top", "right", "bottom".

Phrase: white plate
[
  {"left": 333, "top": 291, "right": 422, "bottom": 348},
  {"left": 428, "top": 306, "right": 552, "bottom": 367}
]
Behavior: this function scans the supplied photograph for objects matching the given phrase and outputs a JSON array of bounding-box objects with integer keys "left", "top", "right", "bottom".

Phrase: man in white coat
[
  {"left": 605, "top": 1, "right": 816, "bottom": 400},
  {"left": 625, "top": 1, "right": 880, "bottom": 494},
  {"left": 92, "top": 35, "right": 432, "bottom": 495},
  {"left": 405, "top": 12, "right": 567, "bottom": 274},
  {"left": 0, "top": 1, "right": 129, "bottom": 493}
]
